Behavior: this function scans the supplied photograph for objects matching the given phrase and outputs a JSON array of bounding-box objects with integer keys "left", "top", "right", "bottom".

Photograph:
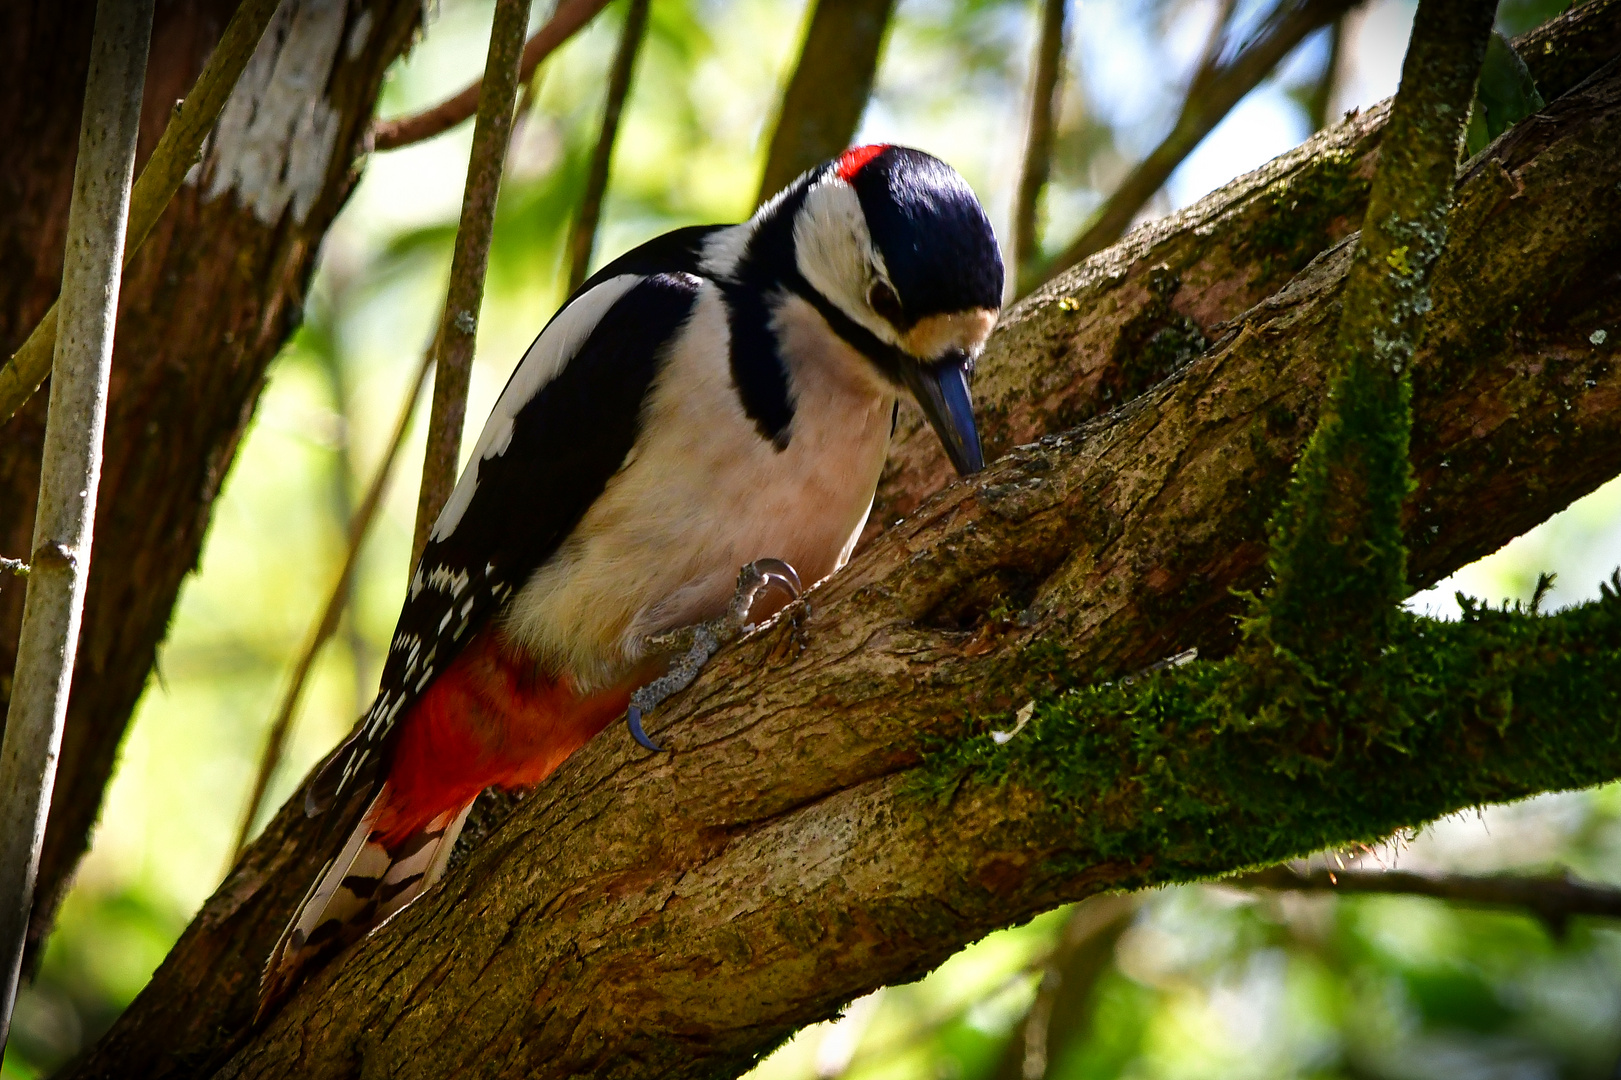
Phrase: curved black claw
[
  {"left": 626, "top": 704, "right": 665, "bottom": 753},
  {"left": 751, "top": 557, "right": 803, "bottom": 600}
]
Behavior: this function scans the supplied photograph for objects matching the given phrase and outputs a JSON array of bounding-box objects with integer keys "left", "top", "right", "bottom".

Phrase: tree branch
[
  {"left": 988, "top": 894, "right": 1138, "bottom": 1080},
  {"left": 1011, "top": 0, "right": 1069, "bottom": 294},
  {"left": 870, "top": 0, "right": 1620, "bottom": 550},
  {"left": 0, "top": 0, "right": 282, "bottom": 425},
  {"left": 1033, "top": 0, "right": 1359, "bottom": 294},
  {"left": 565, "top": 0, "right": 651, "bottom": 294},
  {"left": 0, "top": 0, "right": 151, "bottom": 1045},
  {"left": 1240, "top": 865, "right": 1621, "bottom": 937},
  {"left": 412, "top": 0, "right": 533, "bottom": 563},
  {"left": 60, "top": 28, "right": 1621, "bottom": 1079},
  {"left": 1263, "top": 0, "right": 1493, "bottom": 658},
  {"left": 371, "top": 0, "right": 614, "bottom": 152},
  {"left": 755, "top": 0, "right": 898, "bottom": 205},
  {"left": 0, "top": 0, "right": 429, "bottom": 970}
]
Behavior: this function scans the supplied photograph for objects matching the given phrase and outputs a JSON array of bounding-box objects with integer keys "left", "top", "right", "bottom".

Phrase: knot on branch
[{"left": 29, "top": 541, "right": 77, "bottom": 573}]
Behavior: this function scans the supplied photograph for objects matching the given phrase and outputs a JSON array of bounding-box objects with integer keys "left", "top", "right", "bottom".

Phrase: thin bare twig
[
  {"left": 1241, "top": 865, "right": 1621, "bottom": 936},
  {"left": 0, "top": 0, "right": 282, "bottom": 425},
  {"left": 756, "top": 0, "right": 898, "bottom": 205},
  {"left": 1011, "top": 0, "right": 1070, "bottom": 293},
  {"left": 0, "top": 0, "right": 152, "bottom": 1048},
  {"left": 412, "top": 0, "right": 535, "bottom": 564},
  {"left": 373, "top": 0, "right": 614, "bottom": 152},
  {"left": 1033, "top": 0, "right": 1358, "bottom": 294},
  {"left": 566, "top": 0, "right": 652, "bottom": 294},
  {"left": 229, "top": 346, "right": 436, "bottom": 863}
]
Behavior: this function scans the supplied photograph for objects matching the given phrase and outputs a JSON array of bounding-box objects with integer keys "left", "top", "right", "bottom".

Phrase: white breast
[{"left": 500, "top": 285, "right": 896, "bottom": 691}]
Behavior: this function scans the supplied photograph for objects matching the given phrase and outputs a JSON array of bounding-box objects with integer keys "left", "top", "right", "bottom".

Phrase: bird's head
[{"left": 782, "top": 145, "right": 1004, "bottom": 476}]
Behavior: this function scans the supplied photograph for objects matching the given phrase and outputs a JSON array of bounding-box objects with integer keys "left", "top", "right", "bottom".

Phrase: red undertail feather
[{"left": 260, "top": 631, "right": 636, "bottom": 1012}]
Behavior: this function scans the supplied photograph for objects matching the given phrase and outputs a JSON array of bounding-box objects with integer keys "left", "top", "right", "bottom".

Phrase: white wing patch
[{"left": 430, "top": 273, "right": 645, "bottom": 542}]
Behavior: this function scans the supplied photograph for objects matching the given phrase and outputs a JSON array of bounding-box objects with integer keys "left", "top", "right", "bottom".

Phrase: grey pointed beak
[{"left": 902, "top": 349, "right": 984, "bottom": 476}]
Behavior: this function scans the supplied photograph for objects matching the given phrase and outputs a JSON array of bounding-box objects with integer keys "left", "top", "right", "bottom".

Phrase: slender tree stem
[
  {"left": 1033, "top": 0, "right": 1357, "bottom": 294},
  {"left": 1011, "top": 0, "right": 1069, "bottom": 294},
  {"left": 373, "top": 0, "right": 613, "bottom": 151},
  {"left": 0, "top": 0, "right": 282, "bottom": 425},
  {"left": 755, "top": 0, "right": 898, "bottom": 205},
  {"left": 412, "top": 0, "right": 535, "bottom": 565},
  {"left": 0, "top": 0, "right": 152, "bottom": 1049},
  {"left": 229, "top": 346, "right": 436, "bottom": 866},
  {"left": 566, "top": 0, "right": 652, "bottom": 294},
  {"left": 1241, "top": 865, "right": 1621, "bottom": 933}
]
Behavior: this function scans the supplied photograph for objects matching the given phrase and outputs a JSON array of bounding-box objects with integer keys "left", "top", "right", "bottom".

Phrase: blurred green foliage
[{"left": 5, "top": 0, "right": 1617, "bottom": 1076}]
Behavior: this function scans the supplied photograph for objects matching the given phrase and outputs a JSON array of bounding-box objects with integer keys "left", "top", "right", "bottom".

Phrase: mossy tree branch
[
  {"left": 1261, "top": 0, "right": 1493, "bottom": 655},
  {"left": 58, "top": 26, "right": 1621, "bottom": 1078}
]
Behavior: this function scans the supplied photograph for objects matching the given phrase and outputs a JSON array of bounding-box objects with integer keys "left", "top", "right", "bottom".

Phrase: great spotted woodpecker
[{"left": 260, "top": 144, "right": 1004, "bottom": 1006}]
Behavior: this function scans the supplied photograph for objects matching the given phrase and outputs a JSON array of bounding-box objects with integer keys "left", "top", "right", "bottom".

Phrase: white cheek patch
[
  {"left": 793, "top": 179, "right": 902, "bottom": 348},
  {"left": 430, "top": 273, "right": 643, "bottom": 542}
]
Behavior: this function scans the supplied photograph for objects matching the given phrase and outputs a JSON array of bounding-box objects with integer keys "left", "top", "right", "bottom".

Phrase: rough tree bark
[
  {"left": 0, "top": 0, "right": 424, "bottom": 959},
  {"left": 58, "top": 6, "right": 1621, "bottom": 1078}
]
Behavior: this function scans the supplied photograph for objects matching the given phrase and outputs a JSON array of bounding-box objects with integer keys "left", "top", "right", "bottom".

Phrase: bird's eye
[{"left": 867, "top": 280, "right": 905, "bottom": 326}]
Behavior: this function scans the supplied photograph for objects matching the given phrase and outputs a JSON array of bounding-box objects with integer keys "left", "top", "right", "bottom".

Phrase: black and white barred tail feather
[{"left": 259, "top": 788, "right": 474, "bottom": 1013}]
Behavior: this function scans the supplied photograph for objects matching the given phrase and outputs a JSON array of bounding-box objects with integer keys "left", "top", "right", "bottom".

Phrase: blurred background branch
[
  {"left": 229, "top": 343, "right": 435, "bottom": 865},
  {"left": 566, "top": 0, "right": 652, "bottom": 292},
  {"left": 1240, "top": 864, "right": 1621, "bottom": 937},
  {"left": 1031, "top": 0, "right": 1360, "bottom": 293},
  {"left": 1010, "top": 0, "right": 1069, "bottom": 295},
  {"left": 372, "top": 0, "right": 614, "bottom": 151},
  {"left": 755, "top": 0, "right": 898, "bottom": 204}
]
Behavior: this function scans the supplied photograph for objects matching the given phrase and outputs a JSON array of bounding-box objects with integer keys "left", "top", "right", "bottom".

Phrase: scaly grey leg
[{"left": 625, "top": 559, "right": 802, "bottom": 752}]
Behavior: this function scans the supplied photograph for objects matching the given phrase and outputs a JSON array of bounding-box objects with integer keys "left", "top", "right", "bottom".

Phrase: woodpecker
[{"left": 260, "top": 144, "right": 1004, "bottom": 1007}]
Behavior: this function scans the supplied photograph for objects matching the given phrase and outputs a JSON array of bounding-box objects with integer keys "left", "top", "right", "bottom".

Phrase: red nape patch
[
  {"left": 836, "top": 144, "right": 891, "bottom": 182},
  {"left": 371, "top": 631, "right": 637, "bottom": 845}
]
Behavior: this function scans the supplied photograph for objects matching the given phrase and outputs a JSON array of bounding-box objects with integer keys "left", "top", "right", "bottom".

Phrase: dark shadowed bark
[
  {"left": 54, "top": 5, "right": 1621, "bottom": 1074},
  {"left": 0, "top": 0, "right": 424, "bottom": 961}
]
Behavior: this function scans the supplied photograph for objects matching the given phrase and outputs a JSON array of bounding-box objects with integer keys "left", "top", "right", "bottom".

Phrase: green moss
[
  {"left": 1099, "top": 266, "right": 1208, "bottom": 414},
  {"left": 915, "top": 580, "right": 1621, "bottom": 889},
  {"left": 1245, "top": 150, "right": 1371, "bottom": 283}
]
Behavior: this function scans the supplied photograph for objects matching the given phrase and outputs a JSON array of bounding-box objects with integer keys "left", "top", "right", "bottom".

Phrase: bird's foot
[{"left": 625, "top": 558, "right": 802, "bottom": 751}]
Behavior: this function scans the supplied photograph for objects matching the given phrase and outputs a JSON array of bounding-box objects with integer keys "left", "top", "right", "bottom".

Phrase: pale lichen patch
[{"left": 201, "top": 0, "right": 349, "bottom": 225}]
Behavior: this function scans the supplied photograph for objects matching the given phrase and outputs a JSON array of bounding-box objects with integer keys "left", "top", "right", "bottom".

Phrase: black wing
[{"left": 308, "top": 261, "right": 711, "bottom": 816}]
